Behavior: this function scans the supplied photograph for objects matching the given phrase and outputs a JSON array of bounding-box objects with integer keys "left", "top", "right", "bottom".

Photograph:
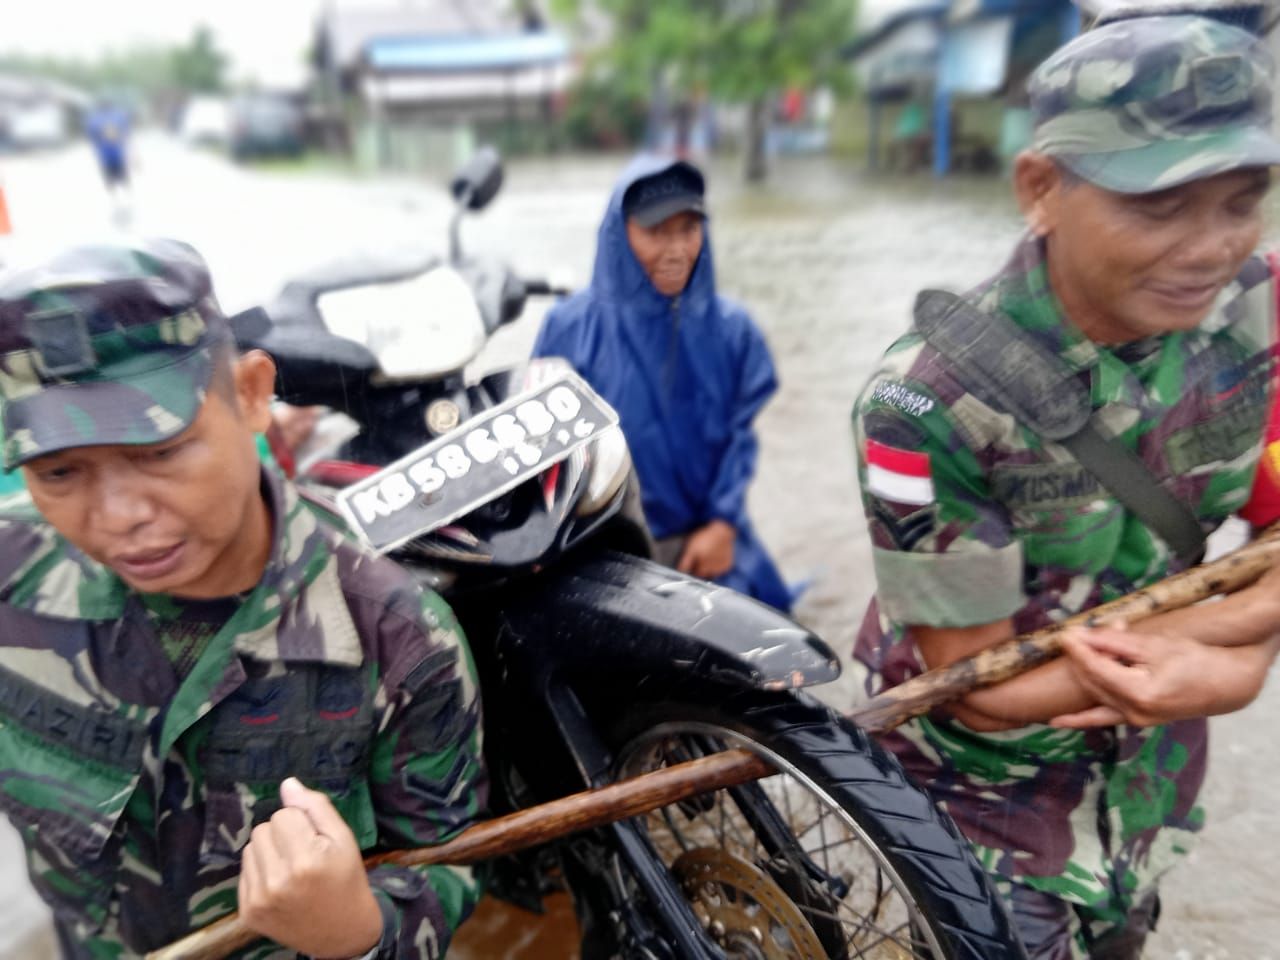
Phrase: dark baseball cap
[
  {"left": 622, "top": 162, "right": 707, "bottom": 228},
  {"left": 0, "top": 237, "right": 233, "bottom": 469}
]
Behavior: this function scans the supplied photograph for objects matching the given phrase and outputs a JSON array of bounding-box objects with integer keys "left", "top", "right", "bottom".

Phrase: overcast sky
[{"left": 0, "top": 0, "right": 326, "bottom": 87}]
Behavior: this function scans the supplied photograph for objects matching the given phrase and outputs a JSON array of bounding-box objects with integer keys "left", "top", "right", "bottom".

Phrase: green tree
[
  {"left": 551, "top": 0, "right": 857, "bottom": 180},
  {"left": 0, "top": 25, "right": 228, "bottom": 102},
  {"left": 170, "top": 25, "right": 227, "bottom": 94}
]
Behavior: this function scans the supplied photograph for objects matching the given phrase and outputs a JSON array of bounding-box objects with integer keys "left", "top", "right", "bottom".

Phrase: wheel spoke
[{"left": 613, "top": 717, "right": 966, "bottom": 960}]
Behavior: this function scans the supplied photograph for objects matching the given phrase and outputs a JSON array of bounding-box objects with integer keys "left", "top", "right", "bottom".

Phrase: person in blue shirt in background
[
  {"left": 85, "top": 100, "right": 132, "bottom": 202},
  {"left": 533, "top": 154, "right": 791, "bottom": 610}
]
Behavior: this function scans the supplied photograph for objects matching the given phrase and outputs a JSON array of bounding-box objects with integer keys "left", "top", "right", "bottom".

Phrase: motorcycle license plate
[{"left": 336, "top": 371, "right": 620, "bottom": 554}]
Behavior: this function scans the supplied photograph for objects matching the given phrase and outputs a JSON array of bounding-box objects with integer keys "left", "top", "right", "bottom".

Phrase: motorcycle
[{"left": 234, "top": 149, "right": 1024, "bottom": 960}]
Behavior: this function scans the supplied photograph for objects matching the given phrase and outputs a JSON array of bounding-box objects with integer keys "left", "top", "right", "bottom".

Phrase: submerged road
[{"left": 0, "top": 137, "right": 1274, "bottom": 958}]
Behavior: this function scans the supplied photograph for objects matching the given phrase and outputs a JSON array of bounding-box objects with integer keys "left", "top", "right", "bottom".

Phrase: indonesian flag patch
[{"left": 865, "top": 438, "right": 934, "bottom": 505}]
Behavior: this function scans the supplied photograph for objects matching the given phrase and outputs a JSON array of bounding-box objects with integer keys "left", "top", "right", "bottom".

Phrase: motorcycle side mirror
[{"left": 450, "top": 147, "right": 504, "bottom": 211}]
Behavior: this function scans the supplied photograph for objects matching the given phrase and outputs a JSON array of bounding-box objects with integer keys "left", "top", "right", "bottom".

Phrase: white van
[{"left": 179, "top": 96, "right": 231, "bottom": 146}]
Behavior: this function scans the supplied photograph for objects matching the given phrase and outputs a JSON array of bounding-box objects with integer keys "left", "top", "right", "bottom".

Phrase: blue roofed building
[
  {"left": 848, "top": 0, "right": 1277, "bottom": 177},
  {"left": 847, "top": 0, "right": 1080, "bottom": 176},
  {"left": 314, "top": 0, "right": 573, "bottom": 171}
]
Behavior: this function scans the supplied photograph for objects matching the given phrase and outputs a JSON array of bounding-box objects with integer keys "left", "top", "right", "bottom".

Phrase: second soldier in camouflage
[{"left": 853, "top": 15, "right": 1280, "bottom": 959}]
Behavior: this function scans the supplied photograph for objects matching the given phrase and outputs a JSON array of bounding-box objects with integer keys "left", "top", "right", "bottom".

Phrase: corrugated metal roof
[{"left": 323, "top": 0, "right": 522, "bottom": 68}]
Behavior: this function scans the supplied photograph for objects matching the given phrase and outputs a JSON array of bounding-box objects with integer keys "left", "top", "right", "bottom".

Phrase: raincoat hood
[
  {"left": 532, "top": 154, "right": 791, "bottom": 610},
  {"left": 590, "top": 154, "right": 716, "bottom": 317}
]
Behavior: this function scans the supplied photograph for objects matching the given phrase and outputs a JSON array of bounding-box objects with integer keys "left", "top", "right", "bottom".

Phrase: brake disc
[{"left": 672, "top": 848, "right": 827, "bottom": 960}]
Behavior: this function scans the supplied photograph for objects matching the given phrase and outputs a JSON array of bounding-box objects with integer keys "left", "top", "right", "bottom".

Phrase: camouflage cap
[
  {"left": 0, "top": 238, "right": 232, "bottom": 469},
  {"left": 1029, "top": 14, "right": 1280, "bottom": 193},
  {"left": 1091, "top": 0, "right": 1276, "bottom": 31}
]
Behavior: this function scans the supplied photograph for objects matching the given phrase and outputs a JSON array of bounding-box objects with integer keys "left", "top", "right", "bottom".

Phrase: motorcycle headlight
[{"left": 576, "top": 425, "right": 631, "bottom": 517}]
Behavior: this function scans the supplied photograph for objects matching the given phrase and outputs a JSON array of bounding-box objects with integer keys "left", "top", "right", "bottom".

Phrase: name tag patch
[
  {"left": 204, "top": 670, "right": 372, "bottom": 786},
  {"left": 1165, "top": 411, "right": 1263, "bottom": 475},
  {"left": 992, "top": 463, "right": 1104, "bottom": 509},
  {"left": 1165, "top": 352, "right": 1268, "bottom": 474},
  {"left": 0, "top": 663, "right": 143, "bottom": 770}
]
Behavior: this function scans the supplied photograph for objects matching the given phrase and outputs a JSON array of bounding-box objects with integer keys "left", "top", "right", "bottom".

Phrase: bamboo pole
[
  {"left": 850, "top": 523, "right": 1280, "bottom": 733},
  {"left": 148, "top": 527, "right": 1280, "bottom": 960}
]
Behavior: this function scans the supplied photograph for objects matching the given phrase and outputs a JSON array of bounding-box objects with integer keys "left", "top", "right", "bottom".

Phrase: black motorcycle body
[{"left": 237, "top": 148, "right": 1025, "bottom": 960}]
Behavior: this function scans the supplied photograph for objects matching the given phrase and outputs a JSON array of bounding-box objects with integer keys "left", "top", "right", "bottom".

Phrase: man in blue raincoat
[{"left": 533, "top": 155, "right": 790, "bottom": 610}]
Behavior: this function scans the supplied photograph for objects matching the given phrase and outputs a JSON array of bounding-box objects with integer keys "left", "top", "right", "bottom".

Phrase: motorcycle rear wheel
[{"left": 612, "top": 691, "right": 1025, "bottom": 960}]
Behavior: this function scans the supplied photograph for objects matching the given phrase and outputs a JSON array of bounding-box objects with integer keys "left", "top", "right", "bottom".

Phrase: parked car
[
  {"left": 229, "top": 93, "right": 304, "bottom": 160},
  {"left": 9, "top": 102, "right": 69, "bottom": 148}
]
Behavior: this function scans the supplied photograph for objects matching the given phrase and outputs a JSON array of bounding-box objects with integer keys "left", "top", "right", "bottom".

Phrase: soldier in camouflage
[
  {"left": 853, "top": 16, "right": 1280, "bottom": 960},
  {"left": 0, "top": 238, "right": 486, "bottom": 958}
]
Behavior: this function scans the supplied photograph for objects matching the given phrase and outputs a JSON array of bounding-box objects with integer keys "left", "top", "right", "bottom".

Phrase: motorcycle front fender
[{"left": 494, "top": 551, "right": 840, "bottom": 694}]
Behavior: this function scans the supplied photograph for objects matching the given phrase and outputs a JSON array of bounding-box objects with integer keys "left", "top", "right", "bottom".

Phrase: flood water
[{"left": 0, "top": 143, "right": 1275, "bottom": 958}]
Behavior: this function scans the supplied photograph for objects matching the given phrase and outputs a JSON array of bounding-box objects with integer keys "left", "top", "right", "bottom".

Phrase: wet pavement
[{"left": 0, "top": 138, "right": 1275, "bottom": 958}]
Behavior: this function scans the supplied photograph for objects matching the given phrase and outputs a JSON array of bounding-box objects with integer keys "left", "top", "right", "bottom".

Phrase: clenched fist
[
  {"left": 238, "top": 777, "right": 383, "bottom": 959},
  {"left": 676, "top": 519, "right": 735, "bottom": 580}
]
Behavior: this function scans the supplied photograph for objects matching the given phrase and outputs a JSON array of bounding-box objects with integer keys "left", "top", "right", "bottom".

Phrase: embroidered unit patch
[{"left": 870, "top": 381, "right": 935, "bottom": 417}]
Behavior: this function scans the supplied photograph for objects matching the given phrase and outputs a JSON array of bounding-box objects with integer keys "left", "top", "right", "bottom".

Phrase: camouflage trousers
[{"left": 998, "top": 880, "right": 1161, "bottom": 960}]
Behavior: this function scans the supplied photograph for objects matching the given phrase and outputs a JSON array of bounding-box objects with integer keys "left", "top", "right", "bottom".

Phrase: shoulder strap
[
  {"left": 913, "top": 290, "right": 1090, "bottom": 439},
  {"left": 913, "top": 290, "right": 1206, "bottom": 564},
  {"left": 1058, "top": 425, "right": 1205, "bottom": 563}
]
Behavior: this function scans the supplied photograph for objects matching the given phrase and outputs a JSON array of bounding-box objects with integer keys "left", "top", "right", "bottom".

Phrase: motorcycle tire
[{"left": 610, "top": 690, "right": 1026, "bottom": 960}]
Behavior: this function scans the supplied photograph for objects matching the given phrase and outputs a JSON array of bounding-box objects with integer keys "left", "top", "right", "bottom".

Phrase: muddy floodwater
[{"left": 0, "top": 143, "right": 1275, "bottom": 958}]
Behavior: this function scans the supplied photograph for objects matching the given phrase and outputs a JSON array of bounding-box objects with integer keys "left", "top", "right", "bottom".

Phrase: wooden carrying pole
[
  {"left": 147, "top": 750, "right": 776, "bottom": 960},
  {"left": 148, "top": 528, "right": 1280, "bottom": 960},
  {"left": 852, "top": 523, "right": 1280, "bottom": 733}
]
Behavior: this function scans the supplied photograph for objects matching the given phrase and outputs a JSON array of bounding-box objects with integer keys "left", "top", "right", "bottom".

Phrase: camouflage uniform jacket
[
  {"left": 853, "top": 236, "right": 1274, "bottom": 923},
  {"left": 0, "top": 469, "right": 486, "bottom": 958}
]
